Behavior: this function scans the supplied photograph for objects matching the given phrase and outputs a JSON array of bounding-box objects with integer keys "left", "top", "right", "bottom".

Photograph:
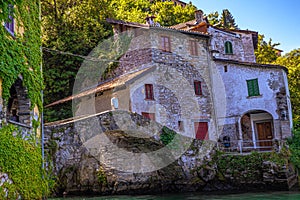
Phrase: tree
[
  {"left": 275, "top": 49, "right": 300, "bottom": 122},
  {"left": 255, "top": 34, "right": 280, "bottom": 64},
  {"left": 42, "top": 0, "right": 113, "bottom": 121},
  {"left": 220, "top": 9, "right": 238, "bottom": 29},
  {"left": 205, "top": 9, "right": 238, "bottom": 29},
  {"left": 150, "top": 1, "right": 196, "bottom": 26}
]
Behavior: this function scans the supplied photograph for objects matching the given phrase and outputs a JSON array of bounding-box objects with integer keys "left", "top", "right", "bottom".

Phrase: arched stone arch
[
  {"left": 239, "top": 110, "right": 274, "bottom": 152},
  {"left": 7, "top": 78, "right": 31, "bottom": 125}
]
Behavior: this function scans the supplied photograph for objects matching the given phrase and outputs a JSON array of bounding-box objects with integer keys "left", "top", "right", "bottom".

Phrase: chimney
[
  {"left": 195, "top": 10, "right": 204, "bottom": 24},
  {"left": 145, "top": 16, "right": 156, "bottom": 26}
]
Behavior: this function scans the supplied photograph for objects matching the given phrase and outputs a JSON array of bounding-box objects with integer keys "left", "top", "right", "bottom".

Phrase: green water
[{"left": 51, "top": 191, "right": 300, "bottom": 200}]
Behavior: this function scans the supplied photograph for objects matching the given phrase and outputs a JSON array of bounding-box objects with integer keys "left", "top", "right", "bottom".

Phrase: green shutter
[
  {"left": 225, "top": 41, "right": 233, "bottom": 54},
  {"left": 247, "top": 79, "right": 260, "bottom": 96}
]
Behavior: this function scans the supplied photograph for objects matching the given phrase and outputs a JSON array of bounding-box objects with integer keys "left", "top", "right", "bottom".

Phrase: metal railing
[{"left": 218, "top": 139, "right": 278, "bottom": 154}]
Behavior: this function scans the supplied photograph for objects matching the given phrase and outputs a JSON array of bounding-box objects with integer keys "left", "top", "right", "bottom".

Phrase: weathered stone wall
[
  {"left": 212, "top": 61, "right": 292, "bottom": 141},
  {"left": 44, "top": 110, "right": 298, "bottom": 196},
  {"left": 209, "top": 27, "right": 256, "bottom": 63}
]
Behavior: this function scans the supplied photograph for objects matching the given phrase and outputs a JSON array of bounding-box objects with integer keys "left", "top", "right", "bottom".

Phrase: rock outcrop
[{"left": 44, "top": 110, "right": 298, "bottom": 196}]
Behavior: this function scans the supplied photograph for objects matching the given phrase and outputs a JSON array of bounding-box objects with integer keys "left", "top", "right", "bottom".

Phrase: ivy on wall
[
  {"left": 0, "top": 124, "right": 53, "bottom": 199},
  {"left": 0, "top": 0, "right": 43, "bottom": 110}
]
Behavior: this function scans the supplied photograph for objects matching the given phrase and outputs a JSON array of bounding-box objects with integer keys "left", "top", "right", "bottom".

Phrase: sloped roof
[
  {"left": 106, "top": 18, "right": 209, "bottom": 37},
  {"left": 45, "top": 67, "right": 154, "bottom": 108}
]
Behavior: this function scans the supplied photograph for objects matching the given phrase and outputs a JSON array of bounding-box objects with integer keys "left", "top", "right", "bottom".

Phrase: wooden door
[
  {"left": 256, "top": 121, "right": 273, "bottom": 150},
  {"left": 194, "top": 122, "right": 208, "bottom": 140}
]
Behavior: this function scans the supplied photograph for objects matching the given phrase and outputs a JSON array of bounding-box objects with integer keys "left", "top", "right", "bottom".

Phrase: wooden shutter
[
  {"left": 161, "top": 36, "right": 171, "bottom": 52},
  {"left": 142, "top": 112, "right": 155, "bottom": 120},
  {"left": 145, "top": 84, "right": 154, "bottom": 100},
  {"left": 189, "top": 40, "right": 198, "bottom": 56},
  {"left": 247, "top": 79, "right": 260, "bottom": 96}
]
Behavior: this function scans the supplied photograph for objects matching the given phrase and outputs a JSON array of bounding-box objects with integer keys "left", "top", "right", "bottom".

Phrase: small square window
[
  {"left": 224, "top": 65, "right": 228, "bottom": 72},
  {"left": 178, "top": 121, "right": 184, "bottom": 131},
  {"left": 189, "top": 40, "right": 198, "bottom": 56},
  {"left": 145, "top": 84, "right": 154, "bottom": 100},
  {"left": 247, "top": 78, "right": 260, "bottom": 96},
  {"left": 194, "top": 81, "right": 202, "bottom": 96},
  {"left": 161, "top": 36, "right": 171, "bottom": 52}
]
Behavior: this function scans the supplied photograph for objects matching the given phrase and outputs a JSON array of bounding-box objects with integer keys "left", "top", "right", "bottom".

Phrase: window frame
[
  {"left": 145, "top": 84, "right": 154, "bottom": 100},
  {"left": 178, "top": 121, "right": 184, "bottom": 132},
  {"left": 224, "top": 41, "right": 233, "bottom": 54},
  {"left": 247, "top": 78, "right": 260, "bottom": 97},
  {"left": 4, "top": 4, "right": 14, "bottom": 35},
  {"left": 189, "top": 40, "right": 198, "bottom": 56},
  {"left": 194, "top": 80, "right": 202, "bottom": 96},
  {"left": 161, "top": 35, "right": 171, "bottom": 52}
]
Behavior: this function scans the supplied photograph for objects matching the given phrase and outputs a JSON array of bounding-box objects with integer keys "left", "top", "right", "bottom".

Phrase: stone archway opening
[
  {"left": 241, "top": 110, "right": 274, "bottom": 152},
  {"left": 7, "top": 78, "right": 31, "bottom": 125}
]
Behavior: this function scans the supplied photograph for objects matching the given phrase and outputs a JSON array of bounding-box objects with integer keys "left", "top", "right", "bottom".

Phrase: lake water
[{"left": 51, "top": 191, "right": 300, "bottom": 200}]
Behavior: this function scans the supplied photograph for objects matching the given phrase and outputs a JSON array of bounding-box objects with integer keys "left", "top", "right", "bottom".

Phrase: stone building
[
  {"left": 47, "top": 10, "right": 293, "bottom": 153},
  {"left": 0, "top": 2, "right": 41, "bottom": 134}
]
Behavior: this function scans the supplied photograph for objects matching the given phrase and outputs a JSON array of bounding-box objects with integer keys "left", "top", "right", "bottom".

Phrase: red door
[
  {"left": 142, "top": 112, "right": 155, "bottom": 120},
  {"left": 194, "top": 122, "right": 208, "bottom": 140}
]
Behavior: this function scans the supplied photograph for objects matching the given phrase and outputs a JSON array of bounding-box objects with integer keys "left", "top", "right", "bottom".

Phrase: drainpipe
[{"left": 38, "top": 0, "right": 44, "bottom": 170}]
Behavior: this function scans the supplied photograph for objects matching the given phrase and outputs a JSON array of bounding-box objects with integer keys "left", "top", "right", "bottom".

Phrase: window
[
  {"left": 5, "top": 5, "right": 14, "bottom": 34},
  {"left": 224, "top": 41, "right": 233, "bottom": 54},
  {"left": 189, "top": 40, "right": 198, "bottom": 56},
  {"left": 178, "top": 121, "right": 184, "bottom": 131},
  {"left": 142, "top": 112, "right": 155, "bottom": 120},
  {"left": 224, "top": 65, "right": 228, "bottom": 72},
  {"left": 161, "top": 36, "right": 171, "bottom": 52},
  {"left": 194, "top": 81, "right": 202, "bottom": 96},
  {"left": 145, "top": 84, "right": 154, "bottom": 100},
  {"left": 194, "top": 122, "right": 208, "bottom": 140},
  {"left": 247, "top": 78, "right": 260, "bottom": 96}
]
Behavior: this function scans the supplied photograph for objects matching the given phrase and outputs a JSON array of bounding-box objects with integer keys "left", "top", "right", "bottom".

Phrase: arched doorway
[
  {"left": 241, "top": 110, "right": 274, "bottom": 152},
  {"left": 7, "top": 78, "right": 31, "bottom": 125}
]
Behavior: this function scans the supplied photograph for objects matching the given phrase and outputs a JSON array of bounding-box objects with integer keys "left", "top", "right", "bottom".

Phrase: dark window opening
[
  {"left": 194, "top": 81, "right": 202, "bottom": 96},
  {"left": 224, "top": 65, "right": 228, "bottom": 72},
  {"left": 178, "top": 121, "right": 184, "bottom": 131}
]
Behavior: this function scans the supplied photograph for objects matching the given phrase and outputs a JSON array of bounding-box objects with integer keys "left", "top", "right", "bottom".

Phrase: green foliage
[
  {"left": 205, "top": 9, "right": 238, "bottom": 29},
  {"left": 160, "top": 126, "right": 177, "bottom": 145},
  {"left": 255, "top": 34, "right": 280, "bottom": 64},
  {"left": 42, "top": 0, "right": 197, "bottom": 122},
  {"left": 0, "top": 0, "right": 43, "bottom": 110},
  {"left": 0, "top": 124, "right": 53, "bottom": 199},
  {"left": 96, "top": 166, "right": 107, "bottom": 186},
  {"left": 150, "top": 1, "right": 196, "bottom": 26},
  {"left": 288, "top": 124, "right": 300, "bottom": 169},
  {"left": 275, "top": 49, "right": 300, "bottom": 121},
  {"left": 214, "top": 149, "right": 289, "bottom": 181},
  {"left": 42, "top": 0, "right": 113, "bottom": 122}
]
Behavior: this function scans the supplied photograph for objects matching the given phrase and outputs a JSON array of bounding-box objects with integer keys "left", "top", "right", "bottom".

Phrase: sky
[{"left": 192, "top": 0, "right": 300, "bottom": 54}]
